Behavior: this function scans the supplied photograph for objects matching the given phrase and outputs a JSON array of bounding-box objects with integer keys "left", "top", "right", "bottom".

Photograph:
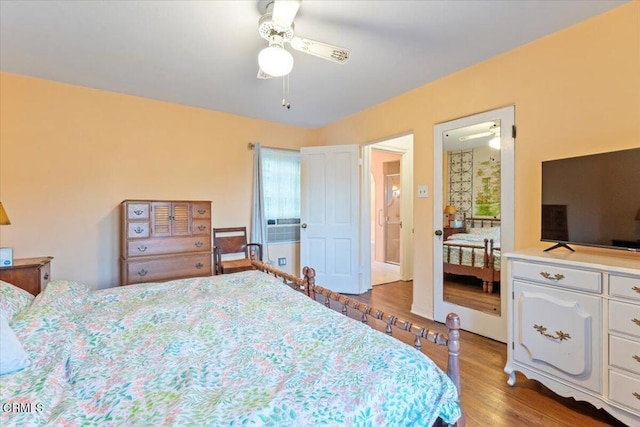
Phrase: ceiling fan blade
[
  {"left": 257, "top": 68, "right": 275, "bottom": 79},
  {"left": 290, "top": 37, "right": 351, "bottom": 64},
  {"left": 272, "top": 0, "right": 301, "bottom": 29}
]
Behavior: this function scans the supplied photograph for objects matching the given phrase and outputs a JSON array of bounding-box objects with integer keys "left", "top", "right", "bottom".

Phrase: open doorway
[
  {"left": 371, "top": 152, "right": 401, "bottom": 285},
  {"left": 365, "top": 135, "right": 414, "bottom": 288}
]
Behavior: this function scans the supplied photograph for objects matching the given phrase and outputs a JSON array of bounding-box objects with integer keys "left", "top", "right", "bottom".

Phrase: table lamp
[
  {"left": 444, "top": 205, "right": 457, "bottom": 227},
  {"left": 0, "top": 202, "right": 13, "bottom": 266}
]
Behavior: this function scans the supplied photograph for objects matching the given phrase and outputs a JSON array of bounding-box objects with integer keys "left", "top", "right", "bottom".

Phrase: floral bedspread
[
  {"left": 1, "top": 271, "right": 461, "bottom": 426},
  {"left": 444, "top": 227, "right": 501, "bottom": 270}
]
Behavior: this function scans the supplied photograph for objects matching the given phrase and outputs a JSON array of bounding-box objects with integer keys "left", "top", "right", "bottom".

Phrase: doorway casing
[{"left": 363, "top": 135, "right": 414, "bottom": 284}]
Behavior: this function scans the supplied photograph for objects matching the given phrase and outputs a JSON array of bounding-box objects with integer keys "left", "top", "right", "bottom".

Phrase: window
[{"left": 262, "top": 148, "right": 300, "bottom": 243}]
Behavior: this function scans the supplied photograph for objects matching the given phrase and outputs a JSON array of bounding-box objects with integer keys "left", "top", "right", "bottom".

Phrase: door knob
[
  {"left": 301, "top": 223, "right": 307, "bottom": 229},
  {"left": 435, "top": 230, "right": 443, "bottom": 236}
]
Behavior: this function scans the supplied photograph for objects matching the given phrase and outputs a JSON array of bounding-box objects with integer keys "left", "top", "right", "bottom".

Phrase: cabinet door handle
[
  {"left": 540, "top": 271, "right": 565, "bottom": 281},
  {"left": 43, "top": 273, "right": 49, "bottom": 280},
  {"left": 198, "top": 209, "right": 206, "bottom": 215},
  {"left": 197, "top": 225, "right": 206, "bottom": 231},
  {"left": 134, "top": 226, "right": 144, "bottom": 234},
  {"left": 634, "top": 392, "right": 640, "bottom": 401},
  {"left": 137, "top": 245, "right": 148, "bottom": 252},
  {"left": 138, "top": 269, "right": 148, "bottom": 276},
  {"left": 195, "top": 241, "right": 203, "bottom": 248},
  {"left": 633, "top": 355, "right": 640, "bottom": 363},
  {"left": 633, "top": 318, "right": 640, "bottom": 327},
  {"left": 534, "top": 324, "right": 571, "bottom": 341},
  {"left": 195, "top": 263, "right": 204, "bottom": 269},
  {"left": 133, "top": 210, "right": 144, "bottom": 216},
  {"left": 633, "top": 286, "right": 640, "bottom": 294}
]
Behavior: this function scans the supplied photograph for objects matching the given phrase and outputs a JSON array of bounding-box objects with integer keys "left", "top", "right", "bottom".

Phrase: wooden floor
[
  {"left": 348, "top": 281, "right": 626, "bottom": 427},
  {"left": 443, "top": 274, "right": 501, "bottom": 316}
]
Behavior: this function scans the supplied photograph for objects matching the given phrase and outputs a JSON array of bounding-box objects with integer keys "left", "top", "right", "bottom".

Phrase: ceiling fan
[{"left": 257, "top": 0, "right": 351, "bottom": 79}]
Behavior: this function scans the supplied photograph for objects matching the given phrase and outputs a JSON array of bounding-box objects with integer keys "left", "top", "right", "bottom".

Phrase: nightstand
[
  {"left": 443, "top": 226, "right": 465, "bottom": 240},
  {"left": 0, "top": 257, "right": 53, "bottom": 295}
]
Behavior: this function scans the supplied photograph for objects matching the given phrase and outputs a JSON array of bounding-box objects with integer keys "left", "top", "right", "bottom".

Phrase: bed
[
  {"left": 1, "top": 263, "right": 462, "bottom": 426},
  {"left": 443, "top": 216, "right": 500, "bottom": 293}
]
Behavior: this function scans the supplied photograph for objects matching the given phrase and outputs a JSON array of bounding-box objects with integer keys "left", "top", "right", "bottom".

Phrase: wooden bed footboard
[
  {"left": 443, "top": 238, "right": 499, "bottom": 293},
  {"left": 252, "top": 260, "right": 463, "bottom": 427}
]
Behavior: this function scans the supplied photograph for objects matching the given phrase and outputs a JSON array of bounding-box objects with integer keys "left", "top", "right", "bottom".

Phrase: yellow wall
[
  {"left": 317, "top": 3, "right": 640, "bottom": 317},
  {"left": 0, "top": 73, "right": 315, "bottom": 288},
  {"left": 1, "top": 3, "right": 638, "bottom": 302}
]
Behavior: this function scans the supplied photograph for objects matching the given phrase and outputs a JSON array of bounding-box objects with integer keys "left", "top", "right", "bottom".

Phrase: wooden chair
[{"left": 213, "top": 227, "right": 263, "bottom": 274}]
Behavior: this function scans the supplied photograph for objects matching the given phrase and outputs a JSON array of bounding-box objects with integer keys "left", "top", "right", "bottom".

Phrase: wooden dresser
[
  {"left": 120, "top": 200, "right": 212, "bottom": 285},
  {"left": 504, "top": 249, "right": 640, "bottom": 426},
  {"left": 0, "top": 256, "right": 53, "bottom": 295}
]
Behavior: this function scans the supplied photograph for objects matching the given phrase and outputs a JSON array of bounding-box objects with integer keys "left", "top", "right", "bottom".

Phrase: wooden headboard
[{"left": 463, "top": 213, "right": 500, "bottom": 229}]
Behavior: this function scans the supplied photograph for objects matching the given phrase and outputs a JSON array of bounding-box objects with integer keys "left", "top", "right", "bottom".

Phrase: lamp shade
[
  {"left": 444, "top": 205, "right": 457, "bottom": 215},
  {"left": 258, "top": 44, "right": 294, "bottom": 77},
  {"left": 0, "top": 202, "right": 10, "bottom": 225}
]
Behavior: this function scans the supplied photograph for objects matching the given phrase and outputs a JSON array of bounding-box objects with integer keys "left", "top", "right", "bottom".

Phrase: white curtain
[
  {"left": 262, "top": 148, "right": 300, "bottom": 221},
  {"left": 251, "top": 144, "right": 268, "bottom": 260}
]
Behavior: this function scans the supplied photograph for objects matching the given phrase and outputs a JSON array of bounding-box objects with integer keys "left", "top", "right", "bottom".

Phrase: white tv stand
[{"left": 504, "top": 248, "right": 640, "bottom": 426}]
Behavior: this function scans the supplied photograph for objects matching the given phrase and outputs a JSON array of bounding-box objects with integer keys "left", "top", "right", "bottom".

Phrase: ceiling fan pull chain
[
  {"left": 282, "top": 75, "right": 291, "bottom": 109},
  {"left": 282, "top": 75, "right": 286, "bottom": 107}
]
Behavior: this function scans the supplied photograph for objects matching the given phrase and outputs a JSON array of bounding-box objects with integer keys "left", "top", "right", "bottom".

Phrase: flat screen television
[{"left": 541, "top": 147, "right": 640, "bottom": 252}]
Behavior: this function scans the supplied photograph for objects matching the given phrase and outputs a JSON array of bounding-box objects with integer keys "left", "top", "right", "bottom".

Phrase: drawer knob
[
  {"left": 633, "top": 318, "right": 640, "bottom": 327},
  {"left": 539, "top": 272, "right": 565, "bottom": 281},
  {"left": 137, "top": 245, "right": 148, "bottom": 252},
  {"left": 138, "top": 269, "right": 148, "bottom": 276},
  {"left": 195, "top": 241, "right": 203, "bottom": 248},
  {"left": 634, "top": 392, "right": 640, "bottom": 401},
  {"left": 633, "top": 355, "right": 640, "bottom": 363},
  {"left": 43, "top": 273, "right": 49, "bottom": 280},
  {"left": 198, "top": 225, "right": 206, "bottom": 231},
  {"left": 534, "top": 324, "right": 571, "bottom": 341},
  {"left": 133, "top": 210, "right": 144, "bottom": 216},
  {"left": 195, "top": 262, "right": 204, "bottom": 269},
  {"left": 633, "top": 286, "right": 640, "bottom": 294},
  {"left": 134, "top": 226, "right": 144, "bottom": 234}
]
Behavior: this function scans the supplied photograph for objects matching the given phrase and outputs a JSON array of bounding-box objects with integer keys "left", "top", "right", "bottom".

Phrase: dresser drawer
[
  {"left": 610, "top": 274, "right": 640, "bottom": 302},
  {"left": 192, "top": 219, "right": 211, "bottom": 236},
  {"left": 512, "top": 260, "right": 601, "bottom": 293},
  {"left": 126, "top": 203, "right": 150, "bottom": 220},
  {"left": 123, "top": 253, "right": 212, "bottom": 285},
  {"left": 513, "top": 280, "right": 602, "bottom": 393},
  {"left": 192, "top": 202, "right": 211, "bottom": 219},
  {"left": 126, "top": 236, "right": 211, "bottom": 258},
  {"left": 127, "top": 222, "right": 150, "bottom": 239},
  {"left": 609, "top": 370, "right": 640, "bottom": 412},
  {"left": 610, "top": 300, "right": 640, "bottom": 339},
  {"left": 610, "top": 335, "right": 640, "bottom": 375}
]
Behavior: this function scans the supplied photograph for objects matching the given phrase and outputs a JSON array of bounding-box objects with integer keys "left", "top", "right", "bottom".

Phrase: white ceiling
[{"left": 0, "top": 0, "right": 627, "bottom": 129}]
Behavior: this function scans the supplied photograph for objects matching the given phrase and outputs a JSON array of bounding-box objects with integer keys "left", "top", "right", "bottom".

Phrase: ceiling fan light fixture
[{"left": 258, "top": 44, "right": 294, "bottom": 77}]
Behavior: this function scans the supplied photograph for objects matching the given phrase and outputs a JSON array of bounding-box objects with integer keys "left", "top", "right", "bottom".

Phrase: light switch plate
[{"left": 417, "top": 185, "right": 429, "bottom": 198}]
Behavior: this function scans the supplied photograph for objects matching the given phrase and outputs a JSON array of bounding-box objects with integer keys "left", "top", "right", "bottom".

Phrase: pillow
[
  {"left": 0, "top": 308, "right": 30, "bottom": 375},
  {"left": 0, "top": 280, "right": 35, "bottom": 323}
]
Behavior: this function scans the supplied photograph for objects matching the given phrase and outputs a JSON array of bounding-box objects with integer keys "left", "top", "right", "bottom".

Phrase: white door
[
  {"left": 433, "top": 106, "right": 514, "bottom": 343},
  {"left": 300, "top": 145, "right": 362, "bottom": 294}
]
